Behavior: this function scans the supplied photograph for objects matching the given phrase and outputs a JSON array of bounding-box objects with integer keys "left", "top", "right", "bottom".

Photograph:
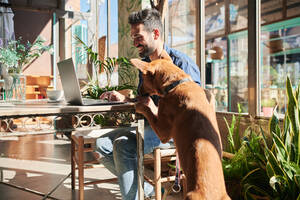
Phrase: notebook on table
[{"left": 57, "top": 58, "right": 125, "bottom": 106}]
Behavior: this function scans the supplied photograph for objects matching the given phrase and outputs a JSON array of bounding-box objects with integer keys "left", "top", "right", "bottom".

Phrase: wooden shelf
[{"left": 26, "top": 75, "right": 53, "bottom": 99}]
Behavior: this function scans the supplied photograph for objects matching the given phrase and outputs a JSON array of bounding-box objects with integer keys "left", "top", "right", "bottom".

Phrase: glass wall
[
  {"left": 99, "top": 0, "right": 108, "bottom": 56},
  {"left": 228, "top": 31, "right": 248, "bottom": 112},
  {"left": 261, "top": 18, "right": 300, "bottom": 116},
  {"left": 287, "top": 0, "right": 300, "bottom": 18},
  {"left": 261, "top": 0, "right": 283, "bottom": 23},
  {"left": 205, "top": 0, "right": 225, "bottom": 39},
  {"left": 206, "top": 37, "right": 228, "bottom": 112},
  {"left": 167, "top": 0, "right": 197, "bottom": 62},
  {"left": 109, "top": 0, "right": 118, "bottom": 57},
  {"left": 205, "top": 0, "right": 249, "bottom": 112},
  {"left": 203, "top": 0, "right": 300, "bottom": 116},
  {"left": 230, "top": 0, "right": 247, "bottom": 32}
]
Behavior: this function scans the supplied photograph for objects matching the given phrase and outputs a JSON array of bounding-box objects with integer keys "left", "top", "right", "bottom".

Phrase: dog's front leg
[{"left": 135, "top": 97, "right": 171, "bottom": 143}]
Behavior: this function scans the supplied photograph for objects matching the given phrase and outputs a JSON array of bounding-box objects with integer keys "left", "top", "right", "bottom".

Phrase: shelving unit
[{"left": 26, "top": 75, "right": 54, "bottom": 99}]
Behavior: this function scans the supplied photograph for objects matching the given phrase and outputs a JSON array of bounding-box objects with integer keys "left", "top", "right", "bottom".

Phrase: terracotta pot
[
  {"left": 262, "top": 107, "right": 273, "bottom": 117},
  {"left": 269, "top": 34, "right": 283, "bottom": 54},
  {"left": 210, "top": 46, "right": 224, "bottom": 60}
]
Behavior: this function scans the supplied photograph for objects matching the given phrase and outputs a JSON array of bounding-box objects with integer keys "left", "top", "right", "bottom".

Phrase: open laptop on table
[{"left": 57, "top": 58, "right": 125, "bottom": 106}]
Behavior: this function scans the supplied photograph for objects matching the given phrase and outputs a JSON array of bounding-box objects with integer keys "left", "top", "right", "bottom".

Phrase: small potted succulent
[{"left": 261, "top": 98, "right": 277, "bottom": 117}]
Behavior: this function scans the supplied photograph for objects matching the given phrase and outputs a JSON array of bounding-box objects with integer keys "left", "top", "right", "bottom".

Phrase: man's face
[{"left": 130, "top": 23, "right": 155, "bottom": 57}]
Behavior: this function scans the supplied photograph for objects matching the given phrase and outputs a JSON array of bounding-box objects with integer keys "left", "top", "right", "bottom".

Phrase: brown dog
[{"left": 131, "top": 51, "right": 230, "bottom": 200}]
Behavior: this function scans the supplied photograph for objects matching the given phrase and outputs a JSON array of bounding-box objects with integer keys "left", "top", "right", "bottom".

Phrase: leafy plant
[
  {"left": 261, "top": 98, "right": 277, "bottom": 107},
  {"left": 223, "top": 77, "right": 300, "bottom": 200},
  {"left": 223, "top": 104, "right": 268, "bottom": 199},
  {"left": 252, "top": 77, "right": 300, "bottom": 200},
  {"left": 0, "top": 37, "right": 52, "bottom": 73},
  {"left": 74, "top": 36, "right": 137, "bottom": 99},
  {"left": 0, "top": 42, "right": 19, "bottom": 68},
  {"left": 224, "top": 103, "right": 242, "bottom": 153}
]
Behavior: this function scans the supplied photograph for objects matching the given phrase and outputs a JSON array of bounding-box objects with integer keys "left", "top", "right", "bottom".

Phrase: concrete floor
[{"left": 0, "top": 134, "right": 182, "bottom": 200}]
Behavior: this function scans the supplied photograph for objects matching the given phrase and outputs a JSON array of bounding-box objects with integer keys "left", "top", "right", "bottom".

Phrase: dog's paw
[
  {"left": 135, "top": 102, "right": 149, "bottom": 114},
  {"left": 159, "top": 136, "right": 171, "bottom": 144}
]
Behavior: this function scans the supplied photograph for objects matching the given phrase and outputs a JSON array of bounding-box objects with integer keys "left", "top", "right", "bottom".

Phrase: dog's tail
[{"left": 185, "top": 191, "right": 231, "bottom": 200}]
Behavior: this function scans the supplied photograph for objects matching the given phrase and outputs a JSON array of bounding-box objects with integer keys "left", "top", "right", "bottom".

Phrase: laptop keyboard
[
  {"left": 82, "top": 98, "right": 125, "bottom": 105},
  {"left": 82, "top": 98, "right": 108, "bottom": 104}
]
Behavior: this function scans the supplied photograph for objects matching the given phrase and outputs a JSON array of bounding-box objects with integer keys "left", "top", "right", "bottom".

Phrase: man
[{"left": 95, "top": 8, "right": 201, "bottom": 200}]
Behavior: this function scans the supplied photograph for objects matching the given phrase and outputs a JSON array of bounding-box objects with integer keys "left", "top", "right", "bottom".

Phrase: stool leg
[
  {"left": 154, "top": 148, "right": 161, "bottom": 200},
  {"left": 78, "top": 136, "right": 84, "bottom": 200},
  {"left": 71, "top": 138, "right": 76, "bottom": 190}
]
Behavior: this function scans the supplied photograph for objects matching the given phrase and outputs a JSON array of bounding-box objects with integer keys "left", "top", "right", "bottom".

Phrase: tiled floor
[{"left": 0, "top": 134, "right": 182, "bottom": 200}]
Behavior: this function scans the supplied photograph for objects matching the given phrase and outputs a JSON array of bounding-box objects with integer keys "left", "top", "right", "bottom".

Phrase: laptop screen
[{"left": 57, "top": 58, "right": 84, "bottom": 105}]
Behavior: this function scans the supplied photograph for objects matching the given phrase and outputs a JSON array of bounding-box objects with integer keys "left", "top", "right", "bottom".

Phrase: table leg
[{"left": 136, "top": 118, "right": 144, "bottom": 200}]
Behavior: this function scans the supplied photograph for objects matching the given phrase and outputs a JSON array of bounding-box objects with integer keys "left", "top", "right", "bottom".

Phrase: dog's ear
[
  {"left": 130, "top": 59, "right": 153, "bottom": 74},
  {"left": 160, "top": 50, "right": 172, "bottom": 62}
]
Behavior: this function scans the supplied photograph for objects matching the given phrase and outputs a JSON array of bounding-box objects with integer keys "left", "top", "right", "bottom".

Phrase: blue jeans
[{"left": 95, "top": 124, "right": 173, "bottom": 200}]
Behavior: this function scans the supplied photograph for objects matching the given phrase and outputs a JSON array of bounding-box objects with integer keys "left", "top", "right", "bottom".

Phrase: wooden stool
[
  {"left": 71, "top": 129, "right": 118, "bottom": 200},
  {"left": 144, "top": 147, "right": 187, "bottom": 200}
]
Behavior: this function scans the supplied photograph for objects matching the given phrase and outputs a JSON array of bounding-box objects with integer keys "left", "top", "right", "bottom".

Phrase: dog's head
[{"left": 131, "top": 50, "right": 188, "bottom": 96}]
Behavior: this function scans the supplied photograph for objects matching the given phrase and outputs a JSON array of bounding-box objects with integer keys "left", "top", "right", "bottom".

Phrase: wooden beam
[
  {"left": 150, "top": 0, "right": 168, "bottom": 22},
  {"left": 196, "top": 0, "right": 205, "bottom": 87},
  {"left": 7, "top": 4, "right": 90, "bottom": 20},
  {"left": 248, "top": 0, "right": 261, "bottom": 117}
]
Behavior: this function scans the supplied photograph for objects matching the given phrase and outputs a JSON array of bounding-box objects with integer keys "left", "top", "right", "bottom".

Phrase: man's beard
[{"left": 138, "top": 45, "right": 155, "bottom": 58}]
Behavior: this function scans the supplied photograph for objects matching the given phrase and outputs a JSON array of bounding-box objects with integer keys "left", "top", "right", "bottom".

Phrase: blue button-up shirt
[{"left": 139, "top": 45, "right": 201, "bottom": 105}]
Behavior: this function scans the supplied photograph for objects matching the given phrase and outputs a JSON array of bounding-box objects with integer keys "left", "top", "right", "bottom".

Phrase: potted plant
[
  {"left": 0, "top": 37, "right": 52, "bottom": 101},
  {"left": 222, "top": 77, "right": 300, "bottom": 199},
  {"left": 74, "top": 36, "right": 137, "bottom": 97},
  {"left": 75, "top": 36, "right": 137, "bottom": 126},
  {"left": 261, "top": 98, "right": 277, "bottom": 117}
]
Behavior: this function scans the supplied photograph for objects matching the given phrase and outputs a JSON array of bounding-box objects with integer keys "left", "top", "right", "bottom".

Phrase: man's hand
[
  {"left": 100, "top": 91, "right": 127, "bottom": 102},
  {"left": 135, "top": 96, "right": 158, "bottom": 116}
]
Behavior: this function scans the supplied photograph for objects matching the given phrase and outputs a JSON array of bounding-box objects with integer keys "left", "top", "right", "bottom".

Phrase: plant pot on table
[{"left": 4, "top": 73, "right": 26, "bottom": 101}]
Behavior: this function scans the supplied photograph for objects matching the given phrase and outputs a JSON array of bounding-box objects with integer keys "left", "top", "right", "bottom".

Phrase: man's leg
[
  {"left": 95, "top": 128, "right": 127, "bottom": 175},
  {"left": 96, "top": 125, "right": 173, "bottom": 200}
]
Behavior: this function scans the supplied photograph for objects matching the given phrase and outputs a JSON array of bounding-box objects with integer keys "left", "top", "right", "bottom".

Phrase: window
[
  {"left": 206, "top": 37, "right": 228, "bottom": 112},
  {"left": 228, "top": 32, "right": 248, "bottom": 112},
  {"left": 287, "top": 0, "right": 300, "bottom": 18},
  {"left": 261, "top": 0, "right": 283, "bottom": 24},
  {"left": 230, "top": 0, "right": 247, "bottom": 32},
  {"left": 260, "top": 17, "right": 300, "bottom": 116},
  {"left": 203, "top": 0, "right": 300, "bottom": 116},
  {"left": 168, "top": 0, "right": 197, "bottom": 62}
]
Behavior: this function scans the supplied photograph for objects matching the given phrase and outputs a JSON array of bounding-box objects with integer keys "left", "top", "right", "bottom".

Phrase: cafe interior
[{"left": 0, "top": 0, "right": 300, "bottom": 199}]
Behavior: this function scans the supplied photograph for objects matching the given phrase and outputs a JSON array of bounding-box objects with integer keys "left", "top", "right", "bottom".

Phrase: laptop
[{"left": 57, "top": 58, "right": 125, "bottom": 106}]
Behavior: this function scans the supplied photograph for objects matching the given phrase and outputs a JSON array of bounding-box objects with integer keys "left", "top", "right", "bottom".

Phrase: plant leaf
[
  {"left": 286, "top": 77, "right": 300, "bottom": 164},
  {"left": 272, "top": 133, "right": 289, "bottom": 163},
  {"left": 265, "top": 148, "right": 286, "bottom": 177}
]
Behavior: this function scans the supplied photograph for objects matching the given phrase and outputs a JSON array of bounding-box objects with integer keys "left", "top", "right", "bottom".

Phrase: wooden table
[{"left": 0, "top": 100, "right": 145, "bottom": 200}]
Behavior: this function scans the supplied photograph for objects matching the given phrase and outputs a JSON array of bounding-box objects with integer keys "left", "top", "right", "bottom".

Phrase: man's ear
[
  {"left": 130, "top": 59, "right": 152, "bottom": 74},
  {"left": 160, "top": 50, "right": 172, "bottom": 62},
  {"left": 153, "top": 29, "right": 160, "bottom": 40}
]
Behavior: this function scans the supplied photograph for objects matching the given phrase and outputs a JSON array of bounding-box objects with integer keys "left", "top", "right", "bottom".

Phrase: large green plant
[
  {"left": 223, "top": 77, "right": 300, "bottom": 200},
  {"left": 0, "top": 37, "right": 52, "bottom": 73},
  {"left": 223, "top": 105, "right": 268, "bottom": 200},
  {"left": 74, "top": 36, "right": 137, "bottom": 99},
  {"left": 254, "top": 77, "right": 300, "bottom": 200}
]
